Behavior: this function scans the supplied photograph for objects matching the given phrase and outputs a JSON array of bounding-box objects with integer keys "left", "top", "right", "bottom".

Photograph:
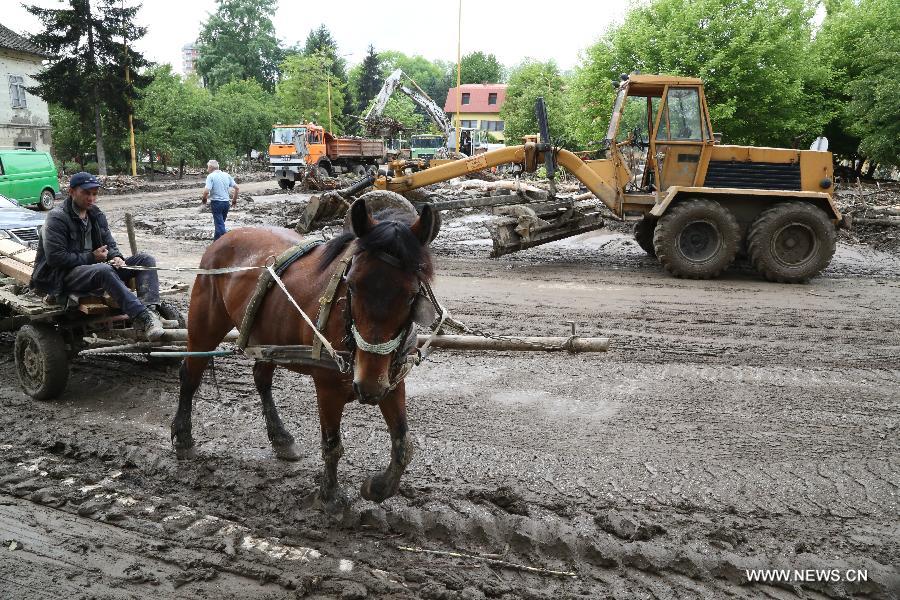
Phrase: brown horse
[{"left": 172, "top": 198, "right": 437, "bottom": 505}]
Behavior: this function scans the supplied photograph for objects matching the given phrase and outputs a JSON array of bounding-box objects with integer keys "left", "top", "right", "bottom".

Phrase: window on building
[
  {"left": 8, "top": 75, "right": 27, "bottom": 109},
  {"left": 488, "top": 93, "right": 498, "bottom": 105},
  {"left": 16, "top": 141, "right": 33, "bottom": 149},
  {"left": 461, "top": 93, "right": 470, "bottom": 105},
  {"left": 460, "top": 120, "right": 477, "bottom": 128},
  {"left": 480, "top": 121, "right": 504, "bottom": 132}
]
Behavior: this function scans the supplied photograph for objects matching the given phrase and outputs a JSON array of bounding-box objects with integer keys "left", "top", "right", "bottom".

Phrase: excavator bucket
[
  {"left": 295, "top": 191, "right": 349, "bottom": 233},
  {"left": 486, "top": 203, "right": 605, "bottom": 257},
  {"left": 295, "top": 174, "right": 376, "bottom": 233}
]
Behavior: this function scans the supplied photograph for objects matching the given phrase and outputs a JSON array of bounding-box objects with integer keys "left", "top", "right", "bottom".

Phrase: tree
[
  {"left": 48, "top": 105, "right": 94, "bottom": 171},
  {"left": 501, "top": 60, "right": 568, "bottom": 145},
  {"left": 134, "top": 66, "right": 221, "bottom": 177},
  {"left": 568, "top": 0, "right": 827, "bottom": 148},
  {"left": 277, "top": 52, "right": 345, "bottom": 134},
  {"left": 379, "top": 52, "right": 452, "bottom": 108},
  {"left": 213, "top": 79, "right": 278, "bottom": 157},
  {"left": 460, "top": 51, "right": 503, "bottom": 84},
  {"left": 196, "top": 0, "right": 282, "bottom": 91},
  {"left": 355, "top": 44, "right": 382, "bottom": 113},
  {"left": 303, "top": 25, "right": 346, "bottom": 79},
  {"left": 814, "top": 0, "right": 900, "bottom": 172},
  {"left": 26, "top": 0, "right": 150, "bottom": 175}
]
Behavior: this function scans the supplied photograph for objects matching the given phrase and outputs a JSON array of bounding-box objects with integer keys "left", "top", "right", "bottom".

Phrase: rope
[
  {"left": 104, "top": 264, "right": 265, "bottom": 274},
  {"left": 265, "top": 264, "right": 349, "bottom": 373}
]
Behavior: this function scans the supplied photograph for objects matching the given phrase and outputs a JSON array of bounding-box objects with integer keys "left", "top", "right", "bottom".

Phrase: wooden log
[
  {"left": 853, "top": 217, "right": 900, "bottom": 227},
  {"left": 0, "top": 257, "right": 33, "bottom": 285},
  {"left": 0, "top": 239, "right": 37, "bottom": 265},
  {"left": 156, "top": 329, "right": 609, "bottom": 354},
  {"left": 124, "top": 212, "right": 139, "bottom": 255},
  {"left": 416, "top": 334, "right": 610, "bottom": 353}
]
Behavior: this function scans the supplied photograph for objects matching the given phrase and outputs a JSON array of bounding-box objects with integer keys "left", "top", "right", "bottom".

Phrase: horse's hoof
[
  {"left": 175, "top": 446, "right": 197, "bottom": 460},
  {"left": 303, "top": 489, "right": 347, "bottom": 514},
  {"left": 273, "top": 442, "right": 301, "bottom": 462},
  {"left": 360, "top": 475, "right": 395, "bottom": 503}
]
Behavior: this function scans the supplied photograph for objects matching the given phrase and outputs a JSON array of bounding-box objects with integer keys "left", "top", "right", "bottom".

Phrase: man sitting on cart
[{"left": 30, "top": 172, "right": 165, "bottom": 341}]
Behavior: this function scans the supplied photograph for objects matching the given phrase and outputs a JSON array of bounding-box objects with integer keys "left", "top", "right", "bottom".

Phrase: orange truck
[{"left": 269, "top": 123, "right": 384, "bottom": 189}]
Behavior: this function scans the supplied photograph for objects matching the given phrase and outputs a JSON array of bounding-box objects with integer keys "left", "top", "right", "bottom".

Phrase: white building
[
  {"left": 0, "top": 24, "right": 51, "bottom": 152},
  {"left": 182, "top": 42, "right": 199, "bottom": 76}
]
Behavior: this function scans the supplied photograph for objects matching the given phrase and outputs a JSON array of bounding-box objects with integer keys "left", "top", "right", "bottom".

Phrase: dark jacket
[{"left": 30, "top": 196, "right": 124, "bottom": 295}]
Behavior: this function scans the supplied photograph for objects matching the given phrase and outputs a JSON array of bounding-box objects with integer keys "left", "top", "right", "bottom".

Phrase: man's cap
[{"left": 69, "top": 172, "right": 101, "bottom": 190}]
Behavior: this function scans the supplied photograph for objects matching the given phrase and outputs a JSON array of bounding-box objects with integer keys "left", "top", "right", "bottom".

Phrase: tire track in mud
[{"left": 2, "top": 201, "right": 900, "bottom": 597}]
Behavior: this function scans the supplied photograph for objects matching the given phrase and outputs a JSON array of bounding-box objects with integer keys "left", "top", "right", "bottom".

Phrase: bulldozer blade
[
  {"left": 296, "top": 192, "right": 350, "bottom": 233},
  {"left": 487, "top": 211, "right": 605, "bottom": 257}
]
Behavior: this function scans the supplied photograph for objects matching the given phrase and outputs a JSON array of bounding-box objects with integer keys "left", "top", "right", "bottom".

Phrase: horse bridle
[{"left": 340, "top": 250, "right": 431, "bottom": 386}]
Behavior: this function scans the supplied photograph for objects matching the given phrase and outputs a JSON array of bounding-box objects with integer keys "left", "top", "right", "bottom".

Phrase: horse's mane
[{"left": 319, "top": 209, "right": 434, "bottom": 280}]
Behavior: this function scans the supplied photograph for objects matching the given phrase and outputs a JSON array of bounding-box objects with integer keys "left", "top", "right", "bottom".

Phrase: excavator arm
[
  {"left": 364, "top": 69, "right": 453, "bottom": 138},
  {"left": 376, "top": 143, "right": 622, "bottom": 215}
]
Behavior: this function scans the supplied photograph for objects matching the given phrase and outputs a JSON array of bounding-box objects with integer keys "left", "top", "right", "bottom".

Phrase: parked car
[
  {"left": 0, "top": 150, "right": 60, "bottom": 210},
  {"left": 0, "top": 193, "right": 45, "bottom": 248}
]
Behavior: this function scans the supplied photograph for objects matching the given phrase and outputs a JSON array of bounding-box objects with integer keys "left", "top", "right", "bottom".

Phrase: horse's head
[{"left": 344, "top": 198, "right": 437, "bottom": 404}]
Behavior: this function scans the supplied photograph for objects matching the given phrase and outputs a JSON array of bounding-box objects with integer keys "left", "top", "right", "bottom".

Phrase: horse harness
[{"left": 236, "top": 239, "right": 442, "bottom": 391}]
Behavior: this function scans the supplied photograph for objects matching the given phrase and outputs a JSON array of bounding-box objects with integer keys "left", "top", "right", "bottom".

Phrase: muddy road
[{"left": 1, "top": 184, "right": 898, "bottom": 599}]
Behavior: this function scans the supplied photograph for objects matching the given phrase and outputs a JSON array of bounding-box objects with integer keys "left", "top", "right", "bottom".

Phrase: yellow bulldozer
[{"left": 305, "top": 74, "right": 845, "bottom": 282}]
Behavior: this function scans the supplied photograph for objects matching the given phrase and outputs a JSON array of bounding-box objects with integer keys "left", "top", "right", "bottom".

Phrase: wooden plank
[
  {"left": 0, "top": 239, "right": 36, "bottom": 265},
  {"left": 0, "top": 288, "right": 47, "bottom": 315},
  {"left": 0, "top": 257, "right": 33, "bottom": 285}
]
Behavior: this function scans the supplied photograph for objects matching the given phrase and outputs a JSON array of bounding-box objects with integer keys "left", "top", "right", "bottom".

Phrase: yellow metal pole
[
  {"left": 327, "top": 73, "right": 333, "bottom": 136},
  {"left": 122, "top": 1, "right": 137, "bottom": 176},
  {"left": 455, "top": 0, "right": 462, "bottom": 153}
]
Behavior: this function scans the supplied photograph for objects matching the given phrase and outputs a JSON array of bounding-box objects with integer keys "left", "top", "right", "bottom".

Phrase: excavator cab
[{"left": 606, "top": 75, "right": 714, "bottom": 193}]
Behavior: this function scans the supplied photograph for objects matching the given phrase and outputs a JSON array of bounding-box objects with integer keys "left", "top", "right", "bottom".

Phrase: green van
[{"left": 0, "top": 150, "right": 59, "bottom": 210}]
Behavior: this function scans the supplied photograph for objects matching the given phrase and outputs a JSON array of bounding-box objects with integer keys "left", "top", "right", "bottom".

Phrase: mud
[{"left": 1, "top": 181, "right": 898, "bottom": 599}]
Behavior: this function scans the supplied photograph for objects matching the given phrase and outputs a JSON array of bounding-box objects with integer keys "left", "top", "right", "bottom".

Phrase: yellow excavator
[{"left": 303, "top": 74, "right": 844, "bottom": 282}]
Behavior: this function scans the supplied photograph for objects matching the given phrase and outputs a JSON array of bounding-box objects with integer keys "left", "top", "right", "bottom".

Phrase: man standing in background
[{"left": 201, "top": 159, "right": 239, "bottom": 240}]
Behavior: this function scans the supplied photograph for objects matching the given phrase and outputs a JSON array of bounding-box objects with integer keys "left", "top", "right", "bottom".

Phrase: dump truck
[
  {"left": 269, "top": 123, "right": 384, "bottom": 189},
  {"left": 308, "top": 74, "right": 844, "bottom": 283}
]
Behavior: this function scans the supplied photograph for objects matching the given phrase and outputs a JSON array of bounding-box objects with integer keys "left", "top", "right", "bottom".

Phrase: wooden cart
[{"left": 0, "top": 238, "right": 188, "bottom": 400}]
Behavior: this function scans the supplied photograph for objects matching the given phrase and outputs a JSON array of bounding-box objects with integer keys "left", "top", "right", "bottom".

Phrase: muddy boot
[{"left": 133, "top": 309, "right": 164, "bottom": 341}]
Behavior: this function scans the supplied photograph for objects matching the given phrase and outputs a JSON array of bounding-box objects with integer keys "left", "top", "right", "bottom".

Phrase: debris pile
[{"left": 835, "top": 181, "right": 900, "bottom": 253}]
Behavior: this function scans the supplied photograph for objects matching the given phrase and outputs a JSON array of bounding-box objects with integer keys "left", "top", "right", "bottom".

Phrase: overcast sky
[{"left": 5, "top": 0, "right": 632, "bottom": 75}]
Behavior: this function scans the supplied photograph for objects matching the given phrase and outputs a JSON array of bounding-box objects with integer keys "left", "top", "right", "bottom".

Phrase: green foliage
[
  {"left": 213, "top": 79, "right": 278, "bottom": 157},
  {"left": 134, "top": 65, "right": 220, "bottom": 167},
  {"left": 569, "top": 0, "right": 827, "bottom": 148},
  {"left": 276, "top": 52, "right": 345, "bottom": 134},
  {"left": 48, "top": 105, "right": 94, "bottom": 167},
  {"left": 303, "top": 25, "right": 346, "bottom": 79},
  {"left": 26, "top": 0, "right": 150, "bottom": 174},
  {"left": 501, "top": 60, "right": 568, "bottom": 145},
  {"left": 196, "top": 0, "right": 282, "bottom": 91},
  {"left": 355, "top": 45, "right": 382, "bottom": 114},
  {"left": 815, "top": 0, "right": 900, "bottom": 168},
  {"left": 379, "top": 52, "right": 452, "bottom": 108},
  {"left": 460, "top": 51, "right": 504, "bottom": 84},
  {"left": 379, "top": 96, "right": 426, "bottom": 132}
]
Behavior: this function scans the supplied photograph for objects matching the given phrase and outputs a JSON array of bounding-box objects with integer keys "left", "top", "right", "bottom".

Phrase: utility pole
[
  {"left": 327, "top": 73, "right": 333, "bottom": 136},
  {"left": 455, "top": 0, "right": 462, "bottom": 154},
  {"left": 122, "top": 0, "right": 137, "bottom": 176}
]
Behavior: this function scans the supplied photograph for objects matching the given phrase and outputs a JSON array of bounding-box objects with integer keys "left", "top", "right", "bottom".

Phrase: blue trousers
[
  {"left": 63, "top": 253, "right": 160, "bottom": 318},
  {"left": 211, "top": 201, "right": 230, "bottom": 240}
]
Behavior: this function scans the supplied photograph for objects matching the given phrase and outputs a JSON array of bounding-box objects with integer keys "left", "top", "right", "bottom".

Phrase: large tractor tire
[
  {"left": 343, "top": 190, "right": 440, "bottom": 243},
  {"left": 15, "top": 324, "right": 69, "bottom": 400},
  {"left": 747, "top": 202, "right": 836, "bottom": 283},
  {"left": 653, "top": 198, "right": 741, "bottom": 279},
  {"left": 633, "top": 216, "right": 657, "bottom": 257}
]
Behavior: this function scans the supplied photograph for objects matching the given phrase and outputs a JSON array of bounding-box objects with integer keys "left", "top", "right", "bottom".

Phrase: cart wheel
[
  {"left": 150, "top": 301, "right": 186, "bottom": 366},
  {"left": 15, "top": 324, "right": 69, "bottom": 400}
]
